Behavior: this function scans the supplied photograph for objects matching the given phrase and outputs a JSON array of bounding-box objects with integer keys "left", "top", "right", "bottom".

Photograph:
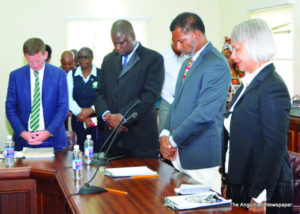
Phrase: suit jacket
[
  {"left": 164, "top": 42, "right": 231, "bottom": 170},
  {"left": 226, "top": 63, "right": 293, "bottom": 200},
  {"left": 6, "top": 63, "right": 69, "bottom": 151},
  {"left": 95, "top": 44, "right": 164, "bottom": 157}
]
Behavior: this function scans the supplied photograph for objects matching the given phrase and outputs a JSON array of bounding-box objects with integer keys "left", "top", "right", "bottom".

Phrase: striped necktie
[
  {"left": 29, "top": 71, "right": 40, "bottom": 131},
  {"left": 182, "top": 57, "right": 193, "bottom": 82}
]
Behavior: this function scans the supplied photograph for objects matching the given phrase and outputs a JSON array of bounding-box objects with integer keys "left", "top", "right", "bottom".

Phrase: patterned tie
[
  {"left": 29, "top": 71, "right": 40, "bottom": 131},
  {"left": 182, "top": 57, "right": 193, "bottom": 82}
]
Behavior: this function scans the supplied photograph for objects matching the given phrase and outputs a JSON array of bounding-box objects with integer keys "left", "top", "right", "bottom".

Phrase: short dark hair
[
  {"left": 23, "top": 38, "right": 46, "bottom": 55},
  {"left": 78, "top": 47, "right": 93, "bottom": 58},
  {"left": 170, "top": 12, "right": 205, "bottom": 34},
  {"left": 111, "top": 20, "right": 135, "bottom": 36},
  {"left": 45, "top": 44, "right": 52, "bottom": 58}
]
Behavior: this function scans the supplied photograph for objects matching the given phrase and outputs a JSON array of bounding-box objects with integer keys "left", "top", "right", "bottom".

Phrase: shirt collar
[
  {"left": 192, "top": 41, "right": 210, "bottom": 62},
  {"left": 30, "top": 63, "right": 45, "bottom": 74},
  {"left": 74, "top": 64, "right": 97, "bottom": 77},
  {"left": 123, "top": 41, "right": 140, "bottom": 64},
  {"left": 242, "top": 61, "right": 272, "bottom": 87}
]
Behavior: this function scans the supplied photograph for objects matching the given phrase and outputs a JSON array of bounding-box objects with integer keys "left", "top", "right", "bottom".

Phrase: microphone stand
[
  {"left": 90, "top": 116, "right": 126, "bottom": 166},
  {"left": 78, "top": 119, "right": 126, "bottom": 194},
  {"left": 90, "top": 101, "right": 140, "bottom": 166}
]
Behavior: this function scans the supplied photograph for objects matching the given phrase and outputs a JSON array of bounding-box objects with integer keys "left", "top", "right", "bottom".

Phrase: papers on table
[
  {"left": 103, "top": 166, "right": 157, "bottom": 177},
  {"left": 175, "top": 184, "right": 211, "bottom": 195},
  {"left": 23, "top": 147, "right": 55, "bottom": 159},
  {"left": 164, "top": 191, "right": 231, "bottom": 210}
]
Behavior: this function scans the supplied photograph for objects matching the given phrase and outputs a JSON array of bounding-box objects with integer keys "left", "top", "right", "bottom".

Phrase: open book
[{"left": 164, "top": 191, "right": 231, "bottom": 210}]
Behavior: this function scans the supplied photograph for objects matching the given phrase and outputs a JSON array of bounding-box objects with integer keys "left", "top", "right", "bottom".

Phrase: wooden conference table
[{"left": 0, "top": 151, "right": 249, "bottom": 214}]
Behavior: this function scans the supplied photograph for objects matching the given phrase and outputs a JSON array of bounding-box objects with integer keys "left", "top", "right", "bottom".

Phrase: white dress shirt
[
  {"left": 28, "top": 65, "right": 45, "bottom": 131},
  {"left": 160, "top": 47, "right": 187, "bottom": 104}
]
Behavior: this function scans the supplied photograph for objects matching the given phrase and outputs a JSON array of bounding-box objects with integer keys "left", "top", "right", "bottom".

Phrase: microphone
[
  {"left": 79, "top": 113, "right": 138, "bottom": 195},
  {"left": 101, "top": 112, "right": 138, "bottom": 161},
  {"left": 123, "top": 99, "right": 141, "bottom": 118},
  {"left": 124, "top": 112, "right": 138, "bottom": 122},
  {"left": 91, "top": 111, "right": 138, "bottom": 166}
]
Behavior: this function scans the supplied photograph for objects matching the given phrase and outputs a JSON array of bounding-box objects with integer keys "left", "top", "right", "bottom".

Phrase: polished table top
[{"left": 0, "top": 151, "right": 249, "bottom": 214}]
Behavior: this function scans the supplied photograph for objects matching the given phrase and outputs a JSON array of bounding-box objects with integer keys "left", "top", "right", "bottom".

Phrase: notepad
[
  {"left": 103, "top": 166, "right": 157, "bottom": 177},
  {"left": 23, "top": 147, "right": 55, "bottom": 159},
  {"left": 175, "top": 184, "right": 211, "bottom": 195},
  {"left": 164, "top": 191, "right": 231, "bottom": 210}
]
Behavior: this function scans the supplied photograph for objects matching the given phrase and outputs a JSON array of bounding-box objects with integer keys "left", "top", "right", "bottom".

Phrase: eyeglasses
[{"left": 78, "top": 55, "right": 91, "bottom": 60}]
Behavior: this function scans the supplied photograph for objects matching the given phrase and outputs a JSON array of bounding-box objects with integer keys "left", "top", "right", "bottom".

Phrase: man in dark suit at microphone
[{"left": 95, "top": 20, "right": 164, "bottom": 158}]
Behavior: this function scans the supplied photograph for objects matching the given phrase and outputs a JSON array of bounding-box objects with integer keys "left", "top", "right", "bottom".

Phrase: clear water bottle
[
  {"left": 4, "top": 135, "right": 15, "bottom": 167},
  {"left": 84, "top": 135, "right": 94, "bottom": 165},
  {"left": 72, "top": 145, "right": 83, "bottom": 180}
]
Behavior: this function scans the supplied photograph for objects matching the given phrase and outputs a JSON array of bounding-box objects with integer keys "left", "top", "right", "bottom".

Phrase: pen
[
  {"left": 131, "top": 174, "right": 159, "bottom": 179},
  {"left": 105, "top": 188, "right": 128, "bottom": 195}
]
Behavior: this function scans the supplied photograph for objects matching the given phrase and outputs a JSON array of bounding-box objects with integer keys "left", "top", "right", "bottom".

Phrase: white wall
[
  {"left": 0, "top": 0, "right": 221, "bottom": 149},
  {"left": 293, "top": 0, "right": 300, "bottom": 95}
]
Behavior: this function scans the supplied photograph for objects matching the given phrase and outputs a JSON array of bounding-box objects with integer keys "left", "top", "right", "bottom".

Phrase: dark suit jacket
[
  {"left": 95, "top": 44, "right": 164, "bottom": 157},
  {"left": 6, "top": 63, "right": 69, "bottom": 151},
  {"left": 164, "top": 42, "right": 231, "bottom": 169},
  {"left": 226, "top": 63, "right": 293, "bottom": 200}
]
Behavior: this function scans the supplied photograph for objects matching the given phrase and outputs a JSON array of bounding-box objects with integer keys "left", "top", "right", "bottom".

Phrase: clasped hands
[
  {"left": 104, "top": 113, "right": 128, "bottom": 132},
  {"left": 160, "top": 136, "right": 177, "bottom": 161},
  {"left": 76, "top": 108, "right": 95, "bottom": 127},
  {"left": 21, "top": 130, "right": 51, "bottom": 145}
]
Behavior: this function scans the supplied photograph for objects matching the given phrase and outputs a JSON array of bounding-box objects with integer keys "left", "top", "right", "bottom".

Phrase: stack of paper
[
  {"left": 164, "top": 191, "right": 231, "bottom": 210},
  {"left": 103, "top": 166, "right": 157, "bottom": 177},
  {"left": 23, "top": 147, "right": 54, "bottom": 159},
  {"left": 175, "top": 184, "right": 211, "bottom": 195}
]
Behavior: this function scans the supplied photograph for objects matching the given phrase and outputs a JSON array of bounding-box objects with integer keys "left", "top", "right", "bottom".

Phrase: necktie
[
  {"left": 182, "top": 57, "right": 193, "bottom": 82},
  {"left": 29, "top": 71, "right": 40, "bottom": 131},
  {"left": 122, "top": 55, "right": 128, "bottom": 68}
]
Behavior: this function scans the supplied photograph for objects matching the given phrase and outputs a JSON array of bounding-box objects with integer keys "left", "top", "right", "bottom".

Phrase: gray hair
[{"left": 231, "top": 19, "right": 276, "bottom": 62}]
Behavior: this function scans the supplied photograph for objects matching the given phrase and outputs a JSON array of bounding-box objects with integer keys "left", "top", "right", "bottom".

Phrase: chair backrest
[
  {"left": 66, "top": 131, "right": 77, "bottom": 151},
  {"left": 289, "top": 151, "right": 300, "bottom": 207}
]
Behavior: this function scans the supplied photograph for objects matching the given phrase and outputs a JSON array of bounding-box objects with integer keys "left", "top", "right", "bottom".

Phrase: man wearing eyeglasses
[{"left": 5, "top": 38, "right": 69, "bottom": 151}]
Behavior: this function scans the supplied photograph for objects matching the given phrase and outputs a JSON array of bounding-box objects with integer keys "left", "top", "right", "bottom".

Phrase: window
[
  {"left": 66, "top": 18, "right": 148, "bottom": 68},
  {"left": 249, "top": 6, "right": 293, "bottom": 95}
]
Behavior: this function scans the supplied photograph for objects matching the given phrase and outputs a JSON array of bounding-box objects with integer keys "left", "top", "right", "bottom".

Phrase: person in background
[
  {"left": 158, "top": 42, "right": 187, "bottom": 132},
  {"left": 6, "top": 38, "right": 68, "bottom": 151},
  {"left": 45, "top": 44, "right": 52, "bottom": 63},
  {"left": 221, "top": 37, "right": 245, "bottom": 110},
  {"left": 95, "top": 19, "right": 164, "bottom": 158},
  {"left": 61, "top": 50, "right": 75, "bottom": 132},
  {"left": 70, "top": 49, "right": 79, "bottom": 68},
  {"left": 160, "top": 12, "right": 231, "bottom": 193},
  {"left": 67, "top": 47, "right": 103, "bottom": 152},
  {"left": 223, "top": 19, "right": 293, "bottom": 213},
  {"left": 61, "top": 50, "right": 75, "bottom": 74}
]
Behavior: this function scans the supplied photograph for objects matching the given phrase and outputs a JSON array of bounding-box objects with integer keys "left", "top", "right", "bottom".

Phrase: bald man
[
  {"left": 60, "top": 51, "right": 75, "bottom": 73},
  {"left": 61, "top": 50, "right": 75, "bottom": 131},
  {"left": 95, "top": 20, "right": 164, "bottom": 158}
]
